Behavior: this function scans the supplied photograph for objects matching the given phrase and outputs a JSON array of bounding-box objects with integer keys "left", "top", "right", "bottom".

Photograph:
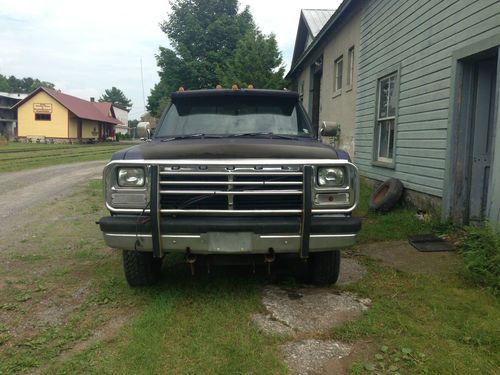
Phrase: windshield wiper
[
  {"left": 228, "top": 132, "right": 306, "bottom": 140},
  {"left": 159, "top": 134, "right": 223, "bottom": 141}
]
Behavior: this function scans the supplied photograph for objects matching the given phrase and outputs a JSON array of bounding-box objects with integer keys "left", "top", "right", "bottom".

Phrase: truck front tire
[
  {"left": 308, "top": 250, "right": 341, "bottom": 285},
  {"left": 122, "top": 250, "right": 162, "bottom": 287}
]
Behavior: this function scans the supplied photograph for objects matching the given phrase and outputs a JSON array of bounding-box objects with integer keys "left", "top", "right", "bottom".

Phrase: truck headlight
[
  {"left": 117, "top": 167, "right": 145, "bottom": 187},
  {"left": 317, "top": 167, "right": 345, "bottom": 187}
]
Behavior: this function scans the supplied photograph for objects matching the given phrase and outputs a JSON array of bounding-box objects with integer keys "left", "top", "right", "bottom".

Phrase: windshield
[{"left": 155, "top": 96, "right": 313, "bottom": 138}]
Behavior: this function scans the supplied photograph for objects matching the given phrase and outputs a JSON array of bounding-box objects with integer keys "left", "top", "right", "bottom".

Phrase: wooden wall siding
[{"left": 354, "top": 0, "right": 500, "bottom": 197}]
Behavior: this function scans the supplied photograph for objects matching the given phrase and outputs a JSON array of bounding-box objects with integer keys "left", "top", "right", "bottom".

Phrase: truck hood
[{"left": 113, "top": 138, "right": 340, "bottom": 160}]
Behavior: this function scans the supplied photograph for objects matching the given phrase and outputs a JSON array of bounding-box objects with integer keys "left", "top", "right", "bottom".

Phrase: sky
[{"left": 0, "top": 0, "right": 342, "bottom": 120}]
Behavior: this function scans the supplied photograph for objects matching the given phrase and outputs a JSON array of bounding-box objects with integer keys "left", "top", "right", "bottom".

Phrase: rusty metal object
[{"left": 186, "top": 249, "right": 196, "bottom": 275}]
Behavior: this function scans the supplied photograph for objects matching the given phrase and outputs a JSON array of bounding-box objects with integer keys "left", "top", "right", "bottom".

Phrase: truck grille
[{"left": 158, "top": 166, "right": 303, "bottom": 215}]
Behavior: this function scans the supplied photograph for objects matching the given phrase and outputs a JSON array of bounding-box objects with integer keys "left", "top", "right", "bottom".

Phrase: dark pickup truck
[{"left": 98, "top": 88, "right": 361, "bottom": 286}]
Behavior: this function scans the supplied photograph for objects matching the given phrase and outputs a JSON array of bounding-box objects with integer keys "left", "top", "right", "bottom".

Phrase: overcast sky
[{"left": 0, "top": 0, "right": 342, "bottom": 119}]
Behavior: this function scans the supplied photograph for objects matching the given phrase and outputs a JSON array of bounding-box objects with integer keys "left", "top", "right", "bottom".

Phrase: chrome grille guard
[{"left": 104, "top": 159, "right": 359, "bottom": 216}]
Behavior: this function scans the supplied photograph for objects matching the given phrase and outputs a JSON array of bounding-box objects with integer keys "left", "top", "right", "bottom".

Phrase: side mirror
[{"left": 319, "top": 121, "right": 340, "bottom": 138}]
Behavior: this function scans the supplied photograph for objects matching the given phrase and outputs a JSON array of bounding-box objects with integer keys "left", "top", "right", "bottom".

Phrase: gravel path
[{"left": 0, "top": 161, "right": 106, "bottom": 239}]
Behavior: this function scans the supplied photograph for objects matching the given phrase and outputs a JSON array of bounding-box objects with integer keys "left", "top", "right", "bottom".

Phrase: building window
[
  {"left": 375, "top": 72, "right": 398, "bottom": 164},
  {"left": 298, "top": 80, "right": 304, "bottom": 102},
  {"left": 35, "top": 113, "right": 51, "bottom": 121},
  {"left": 347, "top": 47, "right": 355, "bottom": 86},
  {"left": 334, "top": 56, "right": 343, "bottom": 92}
]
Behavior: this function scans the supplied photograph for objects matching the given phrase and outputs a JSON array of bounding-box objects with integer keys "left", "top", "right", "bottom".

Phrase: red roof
[
  {"left": 13, "top": 87, "right": 121, "bottom": 125},
  {"left": 93, "top": 101, "right": 114, "bottom": 118}
]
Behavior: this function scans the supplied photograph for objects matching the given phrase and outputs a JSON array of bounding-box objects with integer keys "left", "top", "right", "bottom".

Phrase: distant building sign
[{"left": 33, "top": 103, "right": 52, "bottom": 113}]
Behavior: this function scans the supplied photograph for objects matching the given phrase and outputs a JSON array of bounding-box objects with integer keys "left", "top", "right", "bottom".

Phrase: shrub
[{"left": 458, "top": 225, "right": 500, "bottom": 295}]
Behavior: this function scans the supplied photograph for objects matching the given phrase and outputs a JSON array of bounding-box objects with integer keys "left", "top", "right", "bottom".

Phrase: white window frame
[
  {"left": 373, "top": 69, "right": 400, "bottom": 167},
  {"left": 334, "top": 55, "right": 343, "bottom": 95}
]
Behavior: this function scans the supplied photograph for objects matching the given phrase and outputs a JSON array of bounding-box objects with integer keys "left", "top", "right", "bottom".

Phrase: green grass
[
  {"left": 1, "top": 178, "right": 498, "bottom": 375},
  {"left": 458, "top": 225, "right": 500, "bottom": 295},
  {"left": 354, "top": 181, "right": 438, "bottom": 243},
  {"left": 348, "top": 182, "right": 500, "bottom": 373},
  {"left": 0, "top": 142, "right": 134, "bottom": 172},
  {"left": 51, "top": 267, "right": 286, "bottom": 375},
  {"left": 0, "top": 179, "right": 286, "bottom": 375},
  {"left": 335, "top": 258, "right": 500, "bottom": 375}
]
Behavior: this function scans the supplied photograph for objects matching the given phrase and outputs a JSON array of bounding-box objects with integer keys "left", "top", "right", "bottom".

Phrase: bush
[
  {"left": 458, "top": 225, "right": 500, "bottom": 295},
  {"left": 115, "top": 133, "right": 132, "bottom": 141}
]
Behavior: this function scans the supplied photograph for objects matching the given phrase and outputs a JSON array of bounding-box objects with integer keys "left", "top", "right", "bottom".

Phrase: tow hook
[
  {"left": 185, "top": 249, "right": 197, "bottom": 276},
  {"left": 264, "top": 248, "right": 275, "bottom": 274}
]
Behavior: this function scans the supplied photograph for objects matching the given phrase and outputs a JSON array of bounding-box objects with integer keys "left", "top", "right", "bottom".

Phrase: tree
[
  {"left": 147, "top": 0, "right": 256, "bottom": 117},
  {"left": 220, "top": 29, "right": 287, "bottom": 90},
  {"left": 128, "top": 119, "right": 139, "bottom": 128},
  {"left": 99, "top": 87, "right": 132, "bottom": 109},
  {"left": 0, "top": 75, "right": 9, "bottom": 92},
  {"left": 0, "top": 74, "right": 55, "bottom": 93}
]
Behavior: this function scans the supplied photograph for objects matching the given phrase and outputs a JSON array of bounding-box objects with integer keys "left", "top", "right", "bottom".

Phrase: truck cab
[{"left": 98, "top": 88, "right": 361, "bottom": 286}]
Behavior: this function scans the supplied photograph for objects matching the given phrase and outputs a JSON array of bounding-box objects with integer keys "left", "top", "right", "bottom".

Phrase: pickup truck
[{"left": 98, "top": 88, "right": 361, "bottom": 286}]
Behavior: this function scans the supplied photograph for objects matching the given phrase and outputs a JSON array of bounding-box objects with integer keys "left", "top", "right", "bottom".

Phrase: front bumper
[{"left": 98, "top": 215, "right": 361, "bottom": 255}]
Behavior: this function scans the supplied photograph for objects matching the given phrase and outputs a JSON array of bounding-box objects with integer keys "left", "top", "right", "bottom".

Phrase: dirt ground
[
  {"left": 0, "top": 161, "right": 105, "bottom": 239},
  {"left": 359, "top": 240, "right": 460, "bottom": 275}
]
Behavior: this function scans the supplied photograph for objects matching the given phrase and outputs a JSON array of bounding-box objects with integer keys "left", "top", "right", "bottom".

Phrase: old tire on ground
[
  {"left": 368, "top": 178, "right": 403, "bottom": 212},
  {"left": 308, "top": 250, "right": 341, "bottom": 285},
  {"left": 122, "top": 250, "right": 162, "bottom": 287}
]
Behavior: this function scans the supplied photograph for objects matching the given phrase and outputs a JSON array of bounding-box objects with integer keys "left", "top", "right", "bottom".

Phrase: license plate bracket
[{"left": 208, "top": 232, "right": 252, "bottom": 252}]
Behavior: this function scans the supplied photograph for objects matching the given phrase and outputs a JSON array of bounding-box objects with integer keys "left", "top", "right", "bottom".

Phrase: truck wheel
[
  {"left": 122, "top": 250, "right": 162, "bottom": 287},
  {"left": 308, "top": 250, "right": 341, "bottom": 285}
]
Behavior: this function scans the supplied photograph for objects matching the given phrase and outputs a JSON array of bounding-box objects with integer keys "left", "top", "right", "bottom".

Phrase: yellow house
[{"left": 13, "top": 87, "right": 121, "bottom": 142}]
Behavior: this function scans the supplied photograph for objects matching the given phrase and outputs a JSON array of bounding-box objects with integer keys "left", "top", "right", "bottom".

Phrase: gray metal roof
[
  {"left": 287, "top": 0, "right": 356, "bottom": 78},
  {"left": 302, "top": 9, "right": 335, "bottom": 37},
  {"left": 0, "top": 92, "right": 28, "bottom": 100}
]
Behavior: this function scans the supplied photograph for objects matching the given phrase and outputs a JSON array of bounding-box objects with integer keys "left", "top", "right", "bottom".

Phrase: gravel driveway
[{"left": 0, "top": 161, "right": 106, "bottom": 239}]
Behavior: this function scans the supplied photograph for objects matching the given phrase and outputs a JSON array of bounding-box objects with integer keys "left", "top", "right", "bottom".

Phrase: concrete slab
[
  {"left": 281, "top": 339, "right": 352, "bottom": 375},
  {"left": 358, "top": 240, "right": 461, "bottom": 275},
  {"left": 254, "top": 286, "right": 370, "bottom": 336}
]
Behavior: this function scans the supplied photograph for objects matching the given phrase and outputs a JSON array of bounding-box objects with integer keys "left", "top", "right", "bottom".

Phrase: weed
[
  {"left": 336, "top": 259, "right": 500, "bottom": 374},
  {"left": 352, "top": 345, "right": 428, "bottom": 374},
  {"left": 14, "top": 292, "right": 32, "bottom": 302},
  {"left": 33, "top": 283, "right": 48, "bottom": 292},
  {"left": 0, "top": 334, "right": 10, "bottom": 346},
  {"left": 458, "top": 225, "right": 500, "bottom": 295},
  {"left": 89, "top": 276, "right": 123, "bottom": 305},
  {"left": 0, "top": 303, "right": 18, "bottom": 311},
  {"left": 51, "top": 267, "right": 71, "bottom": 277},
  {"left": 12, "top": 254, "right": 46, "bottom": 262}
]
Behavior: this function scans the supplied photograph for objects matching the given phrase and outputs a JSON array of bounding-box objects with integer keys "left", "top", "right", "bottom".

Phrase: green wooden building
[{"left": 353, "top": 0, "right": 500, "bottom": 226}]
